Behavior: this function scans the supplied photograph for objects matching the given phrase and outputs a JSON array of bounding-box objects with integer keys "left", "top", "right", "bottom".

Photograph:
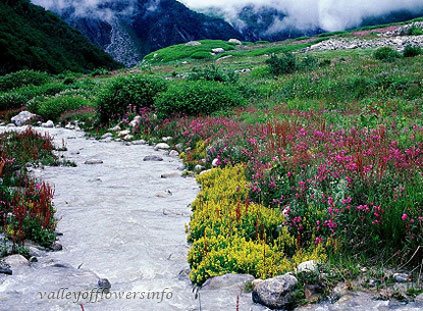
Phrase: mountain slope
[
  {"left": 0, "top": 0, "right": 120, "bottom": 74},
  {"left": 37, "top": 0, "right": 243, "bottom": 66}
]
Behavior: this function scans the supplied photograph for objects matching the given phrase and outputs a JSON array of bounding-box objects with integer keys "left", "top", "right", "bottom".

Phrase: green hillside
[{"left": 0, "top": 0, "right": 121, "bottom": 74}]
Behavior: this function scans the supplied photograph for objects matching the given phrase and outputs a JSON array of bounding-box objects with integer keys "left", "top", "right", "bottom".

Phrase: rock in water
[
  {"left": 252, "top": 273, "right": 298, "bottom": 309},
  {"left": 42, "top": 120, "right": 54, "bottom": 128},
  {"left": 0, "top": 261, "right": 12, "bottom": 275},
  {"left": 143, "top": 155, "right": 163, "bottom": 161},
  {"left": 84, "top": 159, "right": 104, "bottom": 165},
  {"left": 154, "top": 143, "right": 170, "bottom": 151},
  {"left": 98, "top": 278, "right": 111, "bottom": 291},
  {"left": 11, "top": 111, "right": 39, "bottom": 126}
]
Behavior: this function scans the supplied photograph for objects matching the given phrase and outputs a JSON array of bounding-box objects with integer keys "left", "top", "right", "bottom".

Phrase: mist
[{"left": 180, "top": 0, "right": 423, "bottom": 32}]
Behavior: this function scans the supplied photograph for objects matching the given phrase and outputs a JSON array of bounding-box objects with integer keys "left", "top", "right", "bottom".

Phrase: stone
[
  {"left": 98, "top": 278, "right": 111, "bottom": 291},
  {"left": 118, "top": 130, "right": 130, "bottom": 137},
  {"left": 84, "top": 159, "right": 104, "bottom": 165},
  {"left": 123, "top": 134, "right": 134, "bottom": 141},
  {"left": 212, "top": 158, "right": 220, "bottom": 167},
  {"left": 29, "top": 256, "right": 38, "bottom": 263},
  {"left": 331, "top": 282, "right": 349, "bottom": 301},
  {"left": 4, "top": 255, "right": 29, "bottom": 268},
  {"left": 393, "top": 272, "right": 409, "bottom": 283},
  {"left": 162, "top": 136, "right": 173, "bottom": 142},
  {"left": 161, "top": 172, "right": 180, "bottom": 179},
  {"left": 101, "top": 133, "right": 113, "bottom": 140},
  {"left": 229, "top": 38, "right": 242, "bottom": 45},
  {"left": 130, "top": 140, "right": 145, "bottom": 145},
  {"left": 194, "top": 164, "right": 205, "bottom": 172},
  {"left": 11, "top": 111, "right": 39, "bottom": 126},
  {"left": 202, "top": 273, "right": 254, "bottom": 290},
  {"left": 199, "top": 169, "right": 212, "bottom": 176},
  {"left": 185, "top": 41, "right": 201, "bottom": 46},
  {"left": 415, "top": 293, "right": 423, "bottom": 306},
  {"left": 129, "top": 116, "right": 142, "bottom": 128},
  {"left": 109, "top": 125, "right": 121, "bottom": 132},
  {"left": 143, "top": 155, "right": 163, "bottom": 161},
  {"left": 6, "top": 123, "right": 16, "bottom": 128},
  {"left": 169, "top": 150, "right": 179, "bottom": 157},
  {"left": 65, "top": 123, "right": 75, "bottom": 130},
  {"left": 297, "top": 260, "right": 318, "bottom": 273},
  {"left": 252, "top": 273, "right": 298, "bottom": 309},
  {"left": 42, "top": 120, "right": 54, "bottom": 128},
  {"left": 51, "top": 242, "right": 63, "bottom": 251},
  {"left": 154, "top": 143, "right": 170, "bottom": 151},
  {"left": 0, "top": 261, "right": 12, "bottom": 275},
  {"left": 212, "top": 48, "right": 225, "bottom": 54}
]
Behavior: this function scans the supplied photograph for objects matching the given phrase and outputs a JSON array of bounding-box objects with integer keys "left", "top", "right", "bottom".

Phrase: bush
[
  {"left": 266, "top": 53, "right": 297, "bottom": 76},
  {"left": 403, "top": 45, "right": 422, "bottom": 58},
  {"left": 373, "top": 47, "right": 401, "bottom": 62},
  {"left": 298, "top": 55, "right": 319, "bottom": 70},
  {"left": 407, "top": 25, "right": 423, "bottom": 36},
  {"left": 189, "top": 64, "right": 238, "bottom": 83},
  {"left": 30, "top": 94, "right": 90, "bottom": 121},
  {"left": 154, "top": 81, "right": 244, "bottom": 117},
  {"left": 97, "top": 75, "right": 167, "bottom": 123},
  {"left": 0, "top": 92, "right": 27, "bottom": 110},
  {"left": 0, "top": 70, "right": 50, "bottom": 91}
]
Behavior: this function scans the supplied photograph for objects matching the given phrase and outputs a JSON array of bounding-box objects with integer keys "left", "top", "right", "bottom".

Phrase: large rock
[
  {"left": 154, "top": 143, "right": 170, "bottom": 151},
  {"left": 212, "top": 48, "right": 225, "bottom": 54},
  {"left": 202, "top": 273, "right": 254, "bottom": 290},
  {"left": 252, "top": 273, "right": 298, "bottom": 309},
  {"left": 11, "top": 111, "right": 39, "bottom": 126},
  {"left": 229, "top": 38, "right": 242, "bottom": 45},
  {"left": 185, "top": 41, "right": 201, "bottom": 46},
  {"left": 3, "top": 254, "right": 29, "bottom": 269},
  {"left": 297, "top": 260, "right": 318, "bottom": 273},
  {"left": 41, "top": 120, "right": 54, "bottom": 128}
]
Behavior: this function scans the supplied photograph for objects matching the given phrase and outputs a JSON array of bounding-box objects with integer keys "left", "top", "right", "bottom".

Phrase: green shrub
[
  {"left": 299, "top": 55, "right": 319, "bottom": 70},
  {"left": 155, "top": 81, "right": 244, "bottom": 117},
  {"left": 190, "top": 51, "right": 212, "bottom": 60},
  {"left": 31, "top": 95, "right": 89, "bottom": 121},
  {"left": 266, "top": 53, "right": 297, "bottom": 76},
  {"left": 97, "top": 75, "right": 167, "bottom": 123},
  {"left": 0, "top": 92, "right": 27, "bottom": 110},
  {"left": 373, "top": 47, "right": 401, "bottom": 62},
  {"left": 407, "top": 25, "right": 423, "bottom": 36},
  {"left": 0, "top": 70, "right": 50, "bottom": 91},
  {"left": 403, "top": 45, "right": 422, "bottom": 58},
  {"left": 189, "top": 65, "right": 238, "bottom": 83},
  {"left": 16, "top": 82, "right": 69, "bottom": 100}
]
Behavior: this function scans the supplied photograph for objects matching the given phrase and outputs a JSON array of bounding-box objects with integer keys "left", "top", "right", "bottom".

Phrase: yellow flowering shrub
[{"left": 188, "top": 165, "right": 298, "bottom": 284}]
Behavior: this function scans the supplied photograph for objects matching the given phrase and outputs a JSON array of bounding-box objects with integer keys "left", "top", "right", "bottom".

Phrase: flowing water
[{"left": 0, "top": 126, "right": 421, "bottom": 311}]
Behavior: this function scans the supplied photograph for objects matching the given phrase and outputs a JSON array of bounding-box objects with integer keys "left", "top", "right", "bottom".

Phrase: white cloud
[{"left": 180, "top": 0, "right": 423, "bottom": 31}]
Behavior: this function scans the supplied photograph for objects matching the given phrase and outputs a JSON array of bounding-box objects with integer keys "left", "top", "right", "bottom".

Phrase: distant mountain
[
  {"left": 0, "top": 0, "right": 120, "bottom": 75},
  {"left": 44, "top": 0, "right": 243, "bottom": 66}
]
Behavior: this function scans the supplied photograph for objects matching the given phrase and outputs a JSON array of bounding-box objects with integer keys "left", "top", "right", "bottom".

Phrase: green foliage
[
  {"left": 266, "top": 53, "right": 297, "bottom": 76},
  {"left": 154, "top": 81, "right": 244, "bottom": 117},
  {"left": 407, "top": 25, "right": 423, "bottom": 36},
  {"left": 0, "top": 92, "right": 27, "bottom": 110},
  {"left": 403, "top": 45, "right": 422, "bottom": 58},
  {"left": 144, "top": 40, "right": 236, "bottom": 64},
  {"left": 0, "top": 0, "right": 120, "bottom": 74},
  {"left": 97, "top": 75, "right": 167, "bottom": 123},
  {"left": 188, "top": 64, "right": 238, "bottom": 83},
  {"left": 0, "top": 70, "right": 50, "bottom": 91},
  {"left": 373, "top": 47, "right": 401, "bottom": 62},
  {"left": 29, "top": 93, "right": 91, "bottom": 121}
]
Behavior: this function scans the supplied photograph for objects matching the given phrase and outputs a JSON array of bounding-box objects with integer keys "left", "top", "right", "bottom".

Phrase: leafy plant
[
  {"left": 0, "top": 70, "right": 50, "bottom": 91},
  {"left": 373, "top": 47, "right": 401, "bottom": 62},
  {"left": 97, "top": 75, "right": 167, "bottom": 123},
  {"left": 403, "top": 45, "right": 422, "bottom": 58},
  {"left": 266, "top": 53, "right": 297, "bottom": 76},
  {"left": 154, "top": 81, "right": 244, "bottom": 118}
]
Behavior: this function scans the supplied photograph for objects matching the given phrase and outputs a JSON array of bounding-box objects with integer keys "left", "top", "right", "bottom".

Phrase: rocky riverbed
[{"left": 0, "top": 126, "right": 422, "bottom": 311}]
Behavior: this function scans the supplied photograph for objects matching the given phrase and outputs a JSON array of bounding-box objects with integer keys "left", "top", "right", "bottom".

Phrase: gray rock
[
  {"left": 393, "top": 272, "right": 409, "bottom": 283},
  {"left": 143, "top": 155, "right": 163, "bottom": 161},
  {"left": 109, "top": 125, "right": 121, "bottom": 132},
  {"left": 162, "top": 136, "right": 173, "bottom": 142},
  {"left": 4, "top": 254, "right": 29, "bottom": 268},
  {"left": 132, "top": 140, "right": 146, "bottom": 145},
  {"left": 65, "top": 123, "right": 75, "bottom": 130},
  {"left": 42, "top": 120, "right": 54, "bottom": 128},
  {"left": 161, "top": 172, "right": 180, "bottom": 179},
  {"left": 98, "top": 278, "right": 111, "bottom": 290},
  {"left": 51, "top": 242, "right": 63, "bottom": 251},
  {"left": 229, "top": 38, "right": 242, "bottom": 45},
  {"left": 154, "top": 143, "right": 170, "bottom": 151},
  {"left": 202, "top": 273, "right": 254, "bottom": 290},
  {"left": 252, "top": 273, "right": 298, "bottom": 309},
  {"left": 11, "top": 111, "right": 39, "bottom": 126},
  {"left": 84, "top": 159, "right": 104, "bottom": 165},
  {"left": 194, "top": 164, "right": 205, "bottom": 172},
  {"left": 129, "top": 116, "right": 142, "bottom": 127},
  {"left": 29, "top": 256, "right": 38, "bottom": 263},
  {"left": 212, "top": 48, "right": 225, "bottom": 54},
  {"left": 169, "top": 150, "right": 179, "bottom": 157},
  {"left": 297, "top": 260, "right": 318, "bottom": 273},
  {"left": 185, "top": 41, "right": 201, "bottom": 46},
  {"left": 101, "top": 133, "right": 113, "bottom": 140},
  {"left": 6, "top": 123, "right": 16, "bottom": 128},
  {"left": 123, "top": 134, "right": 134, "bottom": 141},
  {"left": 415, "top": 293, "right": 423, "bottom": 306},
  {"left": 0, "top": 261, "right": 12, "bottom": 275},
  {"left": 118, "top": 130, "right": 130, "bottom": 137}
]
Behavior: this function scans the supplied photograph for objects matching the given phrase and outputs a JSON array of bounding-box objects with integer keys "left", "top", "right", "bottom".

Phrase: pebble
[
  {"left": 98, "top": 278, "right": 111, "bottom": 291},
  {"left": 393, "top": 272, "right": 409, "bottom": 283},
  {"left": 143, "top": 155, "right": 163, "bottom": 161},
  {"left": 84, "top": 159, "right": 104, "bottom": 165},
  {"left": 169, "top": 150, "right": 179, "bottom": 157},
  {"left": 51, "top": 242, "right": 63, "bottom": 251},
  {"left": 154, "top": 143, "right": 170, "bottom": 151},
  {"left": 132, "top": 140, "right": 146, "bottom": 145}
]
